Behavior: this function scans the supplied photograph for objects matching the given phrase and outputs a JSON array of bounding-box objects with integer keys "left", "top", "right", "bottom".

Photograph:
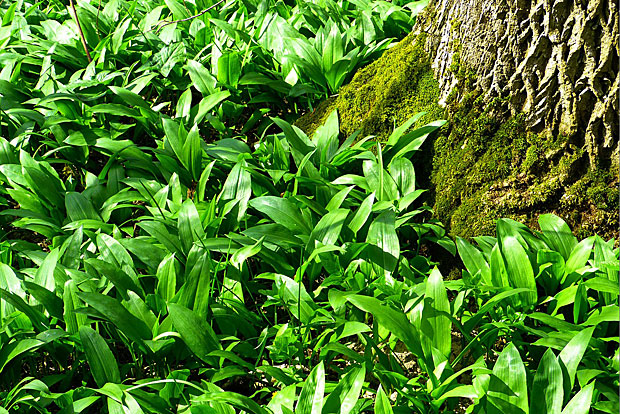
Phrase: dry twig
[
  {"left": 68, "top": 0, "right": 92, "bottom": 63},
  {"left": 153, "top": 0, "right": 226, "bottom": 32}
]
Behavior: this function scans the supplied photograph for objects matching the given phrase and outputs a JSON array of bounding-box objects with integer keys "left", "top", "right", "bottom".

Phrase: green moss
[
  {"left": 294, "top": 29, "right": 619, "bottom": 241},
  {"left": 430, "top": 88, "right": 616, "bottom": 240},
  {"left": 295, "top": 33, "right": 443, "bottom": 140}
]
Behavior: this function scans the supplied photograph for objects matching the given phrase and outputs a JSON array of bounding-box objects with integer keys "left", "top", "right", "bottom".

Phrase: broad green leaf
[
  {"left": 388, "top": 158, "right": 416, "bottom": 196},
  {"left": 593, "top": 235, "right": 619, "bottom": 305},
  {"left": 22, "top": 281, "right": 63, "bottom": 320},
  {"left": 183, "top": 125, "right": 202, "bottom": 180},
  {"left": 560, "top": 382, "right": 595, "bottom": 414},
  {"left": 559, "top": 327, "right": 594, "bottom": 389},
  {"left": 156, "top": 254, "right": 177, "bottom": 302},
  {"left": 500, "top": 235, "right": 537, "bottom": 307},
  {"left": 63, "top": 280, "right": 85, "bottom": 335},
  {"left": 564, "top": 237, "right": 595, "bottom": 276},
  {"left": 386, "top": 112, "right": 426, "bottom": 146},
  {"left": 168, "top": 303, "right": 221, "bottom": 364},
  {"left": 34, "top": 248, "right": 59, "bottom": 292},
  {"left": 322, "top": 365, "right": 365, "bottom": 414},
  {"left": 296, "top": 362, "right": 325, "bottom": 414},
  {"left": 194, "top": 91, "right": 232, "bottom": 124},
  {"left": 195, "top": 391, "right": 268, "bottom": 414},
  {"left": 456, "top": 237, "right": 492, "bottom": 286},
  {"left": 463, "top": 288, "right": 529, "bottom": 332},
  {"left": 422, "top": 268, "right": 451, "bottom": 358},
  {"left": 217, "top": 51, "right": 241, "bottom": 88},
  {"left": 66, "top": 192, "right": 101, "bottom": 222},
  {"left": 582, "top": 304, "right": 619, "bottom": 326},
  {"left": 348, "top": 192, "right": 375, "bottom": 234},
  {"left": 79, "top": 326, "right": 121, "bottom": 387},
  {"left": 186, "top": 60, "right": 217, "bottom": 95},
  {"left": 363, "top": 159, "right": 398, "bottom": 202},
  {"left": 275, "top": 274, "right": 316, "bottom": 324},
  {"left": 220, "top": 161, "right": 252, "bottom": 221},
  {"left": 325, "top": 186, "right": 353, "bottom": 212},
  {"left": 487, "top": 343, "right": 528, "bottom": 414},
  {"left": 249, "top": 196, "right": 311, "bottom": 234},
  {"left": 79, "top": 292, "right": 152, "bottom": 344},
  {"left": 374, "top": 386, "right": 394, "bottom": 414},
  {"left": 86, "top": 259, "right": 143, "bottom": 300},
  {"left": 178, "top": 199, "right": 205, "bottom": 253},
  {"left": 308, "top": 208, "right": 348, "bottom": 249},
  {"left": 138, "top": 221, "right": 184, "bottom": 255},
  {"left": 530, "top": 349, "right": 563, "bottom": 414},
  {"left": 0, "top": 339, "right": 44, "bottom": 373},
  {"left": 366, "top": 210, "right": 399, "bottom": 278},
  {"left": 271, "top": 117, "right": 314, "bottom": 157},
  {"left": 538, "top": 214, "right": 577, "bottom": 261},
  {"left": 347, "top": 295, "right": 422, "bottom": 358}
]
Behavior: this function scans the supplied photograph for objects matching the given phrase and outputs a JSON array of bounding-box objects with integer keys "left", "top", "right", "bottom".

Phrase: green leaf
[
  {"left": 164, "top": 0, "right": 191, "bottom": 20},
  {"left": 538, "top": 214, "right": 577, "bottom": 261},
  {"left": 388, "top": 158, "right": 416, "bottom": 196},
  {"left": 79, "top": 326, "right": 121, "bottom": 387},
  {"left": 275, "top": 274, "right": 317, "bottom": 324},
  {"left": 34, "top": 248, "right": 60, "bottom": 292},
  {"left": 217, "top": 51, "right": 241, "bottom": 88},
  {"left": 79, "top": 292, "right": 152, "bottom": 344},
  {"left": 66, "top": 192, "right": 101, "bottom": 222},
  {"left": 186, "top": 60, "right": 217, "bottom": 95},
  {"left": 271, "top": 117, "right": 315, "bottom": 157},
  {"left": 63, "top": 280, "right": 86, "bottom": 335},
  {"left": 346, "top": 295, "right": 422, "bottom": 358},
  {"left": 325, "top": 186, "right": 353, "bottom": 212},
  {"left": 194, "top": 91, "right": 231, "bottom": 124},
  {"left": 422, "top": 267, "right": 452, "bottom": 358},
  {"left": 249, "top": 196, "right": 311, "bottom": 235},
  {"left": 374, "top": 386, "right": 394, "bottom": 414},
  {"left": 308, "top": 208, "right": 348, "bottom": 249},
  {"left": 296, "top": 362, "right": 325, "bottom": 414},
  {"left": 168, "top": 303, "right": 221, "bottom": 364},
  {"left": 138, "top": 221, "right": 184, "bottom": 255},
  {"left": 156, "top": 254, "right": 177, "bottom": 302},
  {"left": 564, "top": 237, "right": 595, "bottom": 276},
  {"left": 366, "top": 210, "right": 399, "bottom": 278},
  {"left": 348, "top": 192, "right": 374, "bottom": 234},
  {"left": 363, "top": 159, "right": 398, "bottom": 202},
  {"left": 22, "top": 281, "right": 63, "bottom": 320},
  {"left": 487, "top": 343, "right": 528, "bottom": 414},
  {"left": 220, "top": 161, "right": 252, "bottom": 222},
  {"left": 582, "top": 304, "right": 619, "bottom": 326},
  {"left": 178, "top": 199, "right": 205, "bottom": 254},
  {"left": 593, "top": 235, "right": 619, "bottom": 305},
  {"left": 111, "top": 18, "right": 131, "bottom": 55},
  {"left": 559, "top": 327, "right": 594, "bottom": 389},
  {"left": 456, "top": 237, "right": 492, "bottom": 286},
  {"left": 560, "top": 382, "right": 595, "bottom": 414},
  {"left": 183, "top": 125, "right": 203, "bottom": 180},
  {"left": 500, "top": 235, "right": 537, "bottom": 307},
  {"left": 86, "top": 259, "right": 143, "bottom": 300},
  {"left": 322, "top": 365, "right": 365, "bottom": 414},
  {"left": 0, "top": 338, "right": 45, "bottom": 374},
  {"left": 530, "top": 349, "right": 563, "bottom": 414},
  {"left": 386, "top": 112, "right": 426, "bottom": 146}
]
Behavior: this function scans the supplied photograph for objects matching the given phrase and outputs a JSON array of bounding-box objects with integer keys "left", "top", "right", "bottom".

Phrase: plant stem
[{"left": 69, "top": 0, "right": 92, "bottom": 63}]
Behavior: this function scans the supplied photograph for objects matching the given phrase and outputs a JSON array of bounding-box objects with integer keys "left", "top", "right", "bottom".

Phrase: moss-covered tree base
[{"left": 295, "top": 34, "right": 619, "bottom": 240}]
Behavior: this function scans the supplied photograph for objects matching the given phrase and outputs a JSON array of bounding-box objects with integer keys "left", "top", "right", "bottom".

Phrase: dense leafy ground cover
[{"left": 0, "top": 0, "right": 618, "bottom": 413}]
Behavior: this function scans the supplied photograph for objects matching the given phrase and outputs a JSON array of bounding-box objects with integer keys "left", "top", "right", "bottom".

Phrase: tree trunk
[
  {"left": 296, "top": 0, "right": 619, "bottom": 239},
  {"left": 416, "top": 0, "right": 619, "bottom": 168}
]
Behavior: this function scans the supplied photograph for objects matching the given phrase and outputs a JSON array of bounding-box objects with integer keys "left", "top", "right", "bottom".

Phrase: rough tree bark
[
  {"left": 296, "top": 0, "right": 619, "bottom": 238},
  {"left": 416, "top": 0, "right": 619, "bottom": 168}
]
